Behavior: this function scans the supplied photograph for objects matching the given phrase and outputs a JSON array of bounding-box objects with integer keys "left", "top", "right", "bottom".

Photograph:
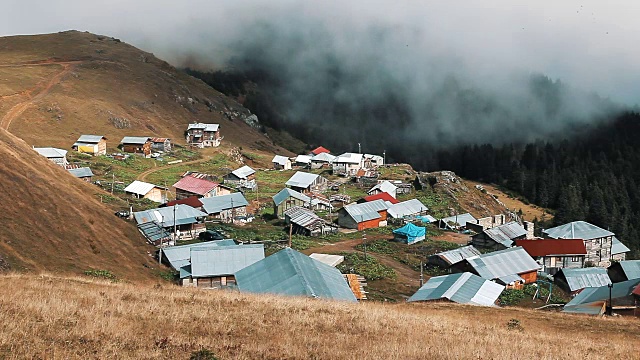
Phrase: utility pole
[
  {"left": 607, "top": 283, "right": 613, "bottom": 316},
  {"left": 358, "top": 142, "right": 361, "bottom": 154},
  {"left": 111, "top": 172, "right": 115, "bottom": 194},
  {"left": 230, "top": 197, "right": 234, "bottom": 224},
  {"left": 288, "top": 223, "right": 293, "bottom": 248},
  {"left": 173, "top": 204, "right": 177, "bottom": 244},
  {"left": 362, "top": 225, "right": 367, "bottom": 260},
  {"left": 420, "top": 262, "right": 424, "bottom": 286},
  {"left": 383, "top": 150, "right": 386, "bottom": 166}
]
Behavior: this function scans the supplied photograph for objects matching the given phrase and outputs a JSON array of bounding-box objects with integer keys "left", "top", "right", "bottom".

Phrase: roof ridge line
[{"left": 286, "top": 249, "right": 316, "bottom": 298}]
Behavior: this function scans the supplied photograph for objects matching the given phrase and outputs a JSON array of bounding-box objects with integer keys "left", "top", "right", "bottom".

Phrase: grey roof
[
  {"left": 134, "top": 204, "right": 207, "bottom": 227},
  {"left": 34, "top": 147, "right": 67, "bottom": 158},
  {"left": 124, "top": 180, "right": 159, "bottom": 196},
  {"left": 558, "top": 267, "right": 611, "bottom": 292},
  {"left": 439, "top": 213, "right": 477, "bottom": 228},
  {"left": 120, "top": 136, "right": 150, "bottom": 144},
  {"left": 67, "top": 167, "right": 93, "bottom": 178},
  {"left": 334, "top": 152, "right": 363, "bottom": 164},
  {"left": 235, "top": 248, "right": 357, "bottom": 302},
  {"left": 543, "top": 221, "right": 614, "bottom": 240},
  {"left": 408, "top": 272, "right": 504, "bottom": 306},
  {"left": 309, "top": 254, "right": 344, "bottom": 267},
  {"left": 611, "top": 237, "right": 631, "bottom": 255},
  {"left": 483, "top": 221, "right": 527, "bottom": 247},
  {"left": 284, "top": 206, "right": 325, "bottom": 229},
  {"left": 137, "top": 222, "right": 171, "bottom": 243},
  {"left": 231, "top": 165, "right": 255, "bottom": 179},
  {"left": 617, "top": 260, "right": 640, "bottom": 281},
  {"left": 285, "top": 171, "right": 319, "bottom": 189},
  {"left": 563, "top": 278, "right": 640, "bottom": 315},
  {"left": 200, "top": 193, "right": 249, "bottom": 215},
  {"left": 294, "top": 155, "right": 312, "bottom": 164},
  {"left": 464, "top": 247, "right": 540, "bottom": 280},
  {"left": 311, "top": 152, "right": 336, "bottom": 162},
  {"left": 495, "top": 274, "right": 525, "bottom": 285},
  {"left": 273, "top": 188, "right": 310, "bottom": 206},
  {"left": 433, "top": 245, "right": 482, "bottom": 266},
  {"left": 387, "top": 199, "right": 428, "bottom": 218},
  {"left": 342, "top": 199, "right": 389, "bottom": 222},
  {"left": 184, "top": 245, "right": 265, "bottom": 278},
  {"left": 272, "top": 155, "right": 290, "bottom": 165},
  {"left": 187, "top": 123, "right": 219, "bottom": 132},
  {"left": 162, "top": 239, "right": 237, "bottom": 270},
  {"left": 76, "top": 135, "right": 105, "bottom": 143},
  {"left": 368, "top": 181, "right": 397, "bottom": 195}
]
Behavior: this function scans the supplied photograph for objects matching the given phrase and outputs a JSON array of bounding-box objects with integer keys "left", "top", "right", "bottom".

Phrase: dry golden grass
[{"left": 0, "top": 273, "right": 638, "bottom": 360}]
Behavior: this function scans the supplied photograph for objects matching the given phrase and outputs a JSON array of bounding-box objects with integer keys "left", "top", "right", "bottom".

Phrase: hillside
[
  {"left": 0, "top": 273, "right": 638, "bottom": 359},
  {"left": 0, "top": 128, "right": 158, "bottom": 278},
  {"left": 0, "top": 31, "right": 289, "bottom": 154}
]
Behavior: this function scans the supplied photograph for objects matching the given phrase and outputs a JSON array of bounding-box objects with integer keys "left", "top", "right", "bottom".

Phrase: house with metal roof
[
  {"left": 554, "top": 267, "right": 611, "bottom": 294},
  {"left": 310, "top": 146, "right": 330, "bottom": 155},
  {"left": 235, "top": 248, "right": 357, "bottom": 302},
  {"left": 563, "top": 278, "right": 640, "bottom": 316},
  {"left": 134, "top": 204, "right": 207, "bottom": 241},
  {"left": 294, "top": 155, "right": 312, "bottom": 167},
  {"left": 338, "top": 199, "right": 389, "bottom": 230},
  {"left": 33, "top": 147, "right": 68, "bottom": 166},
  {"left": 471, "top": 221, "right": 528, "bottom": 251},
  {"left": 452, "top": 246, "right": 541, "bottom": 286},
  {"left": 150, "top": 137, "right": 171, "bottom": 152},
  {"left": 272, "top": 155, "right": 292, "bottom": 170},
  {"left": 72, "top": 135, "right": 107, "bottom": 156},
  {"left": 272, "top": 188, "right": 331, "bottom": 217},
  {"left": 180, "top": 244, "right": 265, "bottom": 289},
  {"left": 309, "top": 253, "right": 345, "bottom": 267},
  {"left": 310, "top": 152, "right": 336, "bottom": 169},
  {"left": 393, "top": 223, "right": 426, "bottom": 244},
  {"left": 515, "top": 239, "right": 586, "bottom": 275},
  {"left": 161, "top": 239, "right": 237, "bottom": 270},
  {"left": 437, "top": 213, "right": 478, "bottom": 231},
  {"left": 361, "top": 192, "right": 399, "bottom": 205},
  {"left": 408, "top": 272, "right": 504, "bottom": 307},
  {"left": 67, "top": 167, "right": 93, "bottom": 182},
  {"left": 124, "top": 180, "right": 167, "bottom": 203},
  {"left": 387, "top": 199, "right": 428, "bottom": 219},
  {"left": 285, "top": 171, "right": 328, "bottom": 193},
  {"left": 186, "top": 123, "right": 221, "bottom": 147},
  {"left": 200, "top": 193, "right": 249, "bottom": 222},
  {"left": 543, "top": 221, "right": 621, "bottom": 267},
  {"left": 428, "top": 245, "right": 482, "bottom": 268},
  {"left": 611, "top": 237, "right": 630, "bottom": 261},
  {"left": 367, "top": 180, "right": 398, "bottom": 199},
  {"left": 608, "top": 260, "right": 640, "bottom": 283},
  {"left": 284, "top": 206, "right": 338, "bottom": 236},
  {"left": 120, "top": 136, "right": 152, "bottom": 157},
  {"left": 363, "top": 154, "right": 384, "bottom": 168},
  {"left": 332, "top": 152, "right": 364, "bottom": 176},
  {"left": 173, "top": 176, "right": 220, "bottom": 199},
  {"left": 223, "top": 165, "right": 256, "bottom": 190}
]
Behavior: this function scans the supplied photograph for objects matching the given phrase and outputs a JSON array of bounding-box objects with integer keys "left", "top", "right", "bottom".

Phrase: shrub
[
  {"left": 337, "top": 253, "right": 396, "bottom": 281},
  {"left": 84, "top": 269, "right": 118, "bottom": 282},
  {"left": 498, "top": 289, "right": 525, "bottom": 306},
  {"left": 190, "top": 348, "right": 218, "bottom": 360}
]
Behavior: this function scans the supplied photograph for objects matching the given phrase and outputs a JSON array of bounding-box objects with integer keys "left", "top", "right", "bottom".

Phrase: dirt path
[{"left": 0, "top": 61, "right": 79, "bottom": 131}]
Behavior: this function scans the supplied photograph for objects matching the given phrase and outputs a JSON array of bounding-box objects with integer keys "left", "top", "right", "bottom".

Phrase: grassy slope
[{"left": 0, "top": 274, "right": 638, "bottom": 360}]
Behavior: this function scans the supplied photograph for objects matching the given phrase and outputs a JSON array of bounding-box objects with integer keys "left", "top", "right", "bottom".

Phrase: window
[{"left": 571, "top": 256, "right": 581, "bottom": 262}]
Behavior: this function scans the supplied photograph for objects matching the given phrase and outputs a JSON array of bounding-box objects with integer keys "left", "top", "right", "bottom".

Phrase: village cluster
[{"left": 33, "top": 122, "right": 640, "bottom": 315}]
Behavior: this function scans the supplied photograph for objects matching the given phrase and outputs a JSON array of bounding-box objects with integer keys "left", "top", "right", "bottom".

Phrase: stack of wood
[{"left": 344, "top": 274, "right": 368, "bottom": 300}]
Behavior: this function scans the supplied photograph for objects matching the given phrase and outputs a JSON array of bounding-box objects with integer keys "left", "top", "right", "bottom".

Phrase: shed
[
  {"left": 223, "top": 166, "right": 256, "bottom": 190},
  {"left": 67, "top": 167, "right": 93, "bottom": 182},
  {"left": 124, "top": 180, "right": 166, "bottom": 203},
  {"left": 392, "top": 223, "right": 426, "bottom": 244},
  {"left": 34, "top": 147, "right": 68, "bottom": 165},
  {"left": 608, "top": 260, "right": 640, "bottom": 283},
  {"left": 199, "top": 193, "right": 249, "bottom": 222},
  {"left": 294, "top": 155, "right": 312, "bottom": 167},
  {"left": 72, "top": 135, "right": 107, "bottom": 156},
  {"left": 338, "top": 199, "right": 389, "bottom": 230},
  {"left": 173, "top": 176, "right": 220, "bottom": 199},
  {"left": 150, "top": 137, "right": 171, "bottom": 152},
  {"left": 368, "top": 180, "right": 398, "bottom": 199},
  {"left": 563, "top": 278, "right": 640, "bottom": 316},
  {"left": 387, "top": 199, "right": 428, "bottom": 219},
  {"left": 120, "top": 136, "right": 152, "bottom": 157},
  {"left": 285, "top": 171, "right": 327, "bottom": 193},
  {"left": 272, "top": 155, "right": 292, "bottom": 170},
  {"left": 235, "top": 248, "right": 357, "bottom": 302},
  {"left": 611, "top": 237, "right": 631, "bottom": 261},
  {"left": 428, "top": 245, "right": 482, "bottom": 268},
  {"left": 453, "top": 247, "right": 540, "bottom": 285},
  {"left": 284, "top": 206, "right": 338, "bottom": 236},
  {"left": 408, "top": 272, "right": 504, "bottom": 306},
  {"left": 471, "top": 221, "right": 528, "bottom": 250},
  {"left": 438, "top": 213, "right": 477, "bottom": 231},
  {"left": 554, "top": 267, "right": 611, "bottom": 294},
  {"left": 272, "top": 188, "right": 332, "bottom": 217}
]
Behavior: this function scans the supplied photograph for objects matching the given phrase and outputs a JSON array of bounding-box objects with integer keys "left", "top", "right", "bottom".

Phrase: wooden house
[
  {"left": 471, "top": 221, "right": 528, "bottom": 251},
  {"left": 186, "top": 123, "right": 221, "bottom": 147},
  {"left": 72, "top": 135, "right": 107, "bottom": 156},
  {"left": 608, "top": 260, "right": 640, "bottom": 283},
  {"left": 150, "top": 137, "right": 171, "bottom": 152},
  {"left": 543, "top": 221, "right": 622, "bottom": 267},
  {"left": 452, "top": 247, "right": 540, "bottom": 287},
  {"left": 124, "top": 180, "right": 167, "bottom": 203},
  {"left": 272, "top": 155, "right": 292, "bottom": 170},
  {"left": 338, "top": 199, "right": 389, "bottom": 230},
  {"left": 515, "top": 239, "right": 586, "bottom": 275},
  {"left": 272, "top": 188, "right": 331, "bottom": 217},
  {"left": 285, "top": 171, "right": 328, "bottom": 193},
  {"left": 33, "top": 147, "right": 68, "bottom": 166},
  {"left": 173, "top": 176, "right": 220, "bottom": 199},
  {"left": 284, "top": 206, "right": 338, "bottom": 237},
  {"left": 359, "top": 192, "right": 399, "bottom": 205},
  {"left": 120, "top": 136, "right": 152, "bottom": 157},
  {"left": 200, "top": 193, "right": 249, "bottom": 223},
  {"left": 67, "top": 167, "right": 93, "bottom": 182},
  {"left": 223, "top": 166, "right": 256, "bottom": 190}
]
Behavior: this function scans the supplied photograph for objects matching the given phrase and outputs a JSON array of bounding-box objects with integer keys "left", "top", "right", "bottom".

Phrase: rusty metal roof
[{"left": 172, "top": 176, "right": 218, "bottom": 195}]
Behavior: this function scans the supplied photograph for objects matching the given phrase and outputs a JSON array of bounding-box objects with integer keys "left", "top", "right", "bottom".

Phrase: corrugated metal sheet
[
  {"left": 284, "top": 207, "right": 323, "bottom": 228},
  {"left": 272, "top": 155, "right": 290, "bottom": 165},
  {"left": 559, "top": 268, "right": 611, "bottom": 292},
  {"left": 311, "top": 146, "right": 330, "bottom": 155},
  {"left": 76, "top": 135, "right": 105, "bottom": 143},
  {"left": 387, "top": 199, "right": 428, "bottom": 218},
  {"left": 434, "top": 245, "right": 482, "bottom": 266},
  {"left": 439, "top": 213, "right": 477, "bottom": 229},
  {"left": 368, "top": 181, "right": 397, "bottom": 195},
  {"left": 311, "top": 152, "right": 336, "bottom": 162},
  {"left": 67, "top": 167, "right": 93, "bottom": 178},
  {"left": 484, "top": 222, "right": 527, "bottom": 247},
  {"left": 612, "top": 237, "right": 631, "bottom": 255},
  {"left": 515, "top": 239, "right": 586, "bottom": 256},
  {"left": 235, "top": 248, "right": 357, "bottom": 302},
  {"left": 563, "top": 278, "right": 640, "bottom": 314},
  {"left": 544, "top": 221, "right": 614, "bottom": 240},
  {"left": 120, "top": 136, "right": 150, "bottom": 144},
  {"left": 309, "top": 254, "right": 344, "bottom": 267},
  {"left": 138, "top": 222, "right": 171, "bottom": 243},
  {"left": 187, "top": 123, "right": 219, "bottom": 132},
  {"left": 150, "top": 137, "right": 170, "bottom": 143},
  {"left": 124, "top": 180, "right": 158, "bottom": 196},
  {"left": 273, "top": 188, "right": 309, "bottom": 206},
  {"left": 187, "top": 244, "right": 265, "bottom": 278},
  {"left": 285, "top": 171, "right": 319, "bottom": 189},
  {"left": 34, "top": 147, "right": 67, "bottom": 158},
  {"left": 334, "top": 152, "right": 363, "bottom": 164},
  {"left": 619, "top": 260, "right": 640, "bottom": 281},
  {"left": 343, "top": 199, "right": 388, "bottom": 222},
  {"left": 162, "top": 239, "right": 237, "bottom": 270},
  {"left": 465, "top": 247, "right": 540, "bottom": 280},
  {"left": 294, "top": 155, "right": 312, "bottom": 164},
  {"left": 200, "top": 193, "right": 249, "bottom": 215},
  {"left": 173, "top": 176, "right": 218, "bottom": 195},
  {"left": 408, "top": 272, "right": 504, "bottom": 306},
  {"left": 231, "top": 165, "right": 255, "bottom": 179},
  {"left": 134, "top": 204, "right": 207, "bottom": 227}
]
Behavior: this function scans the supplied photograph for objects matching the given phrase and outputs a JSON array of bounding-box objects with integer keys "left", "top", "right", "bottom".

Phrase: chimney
[{"left": 523, "top": 221, "right": 534, "bottom": 239}]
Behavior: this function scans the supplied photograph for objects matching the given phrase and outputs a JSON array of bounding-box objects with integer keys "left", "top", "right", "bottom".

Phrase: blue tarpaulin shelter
[{"left": 393, "top": 223, "right": 426, "bottom": 244}]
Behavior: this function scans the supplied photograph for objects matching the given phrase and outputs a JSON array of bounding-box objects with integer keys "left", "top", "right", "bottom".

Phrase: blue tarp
[{"left": 393, "top": 223, "right": 426, "bottom": 244}]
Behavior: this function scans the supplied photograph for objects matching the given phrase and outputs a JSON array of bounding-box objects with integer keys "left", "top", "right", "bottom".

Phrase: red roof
[
  {"left": 172, "top": 176, "right": 218, "bottom": 196},
  {"left": 633, "top": 284, "right": 640, "bottom": 297},
  {"left": 363, "top": 192, "right": 399, "bottom": 204},
  {"left": 311, "top": 146, "right": 330, "bottom": 155},
  {"left": 164, "top": 196, "right": 203, "bottom": 208},
  {"left": 515, "top": 239, "right": 586, "bottom": 257}
]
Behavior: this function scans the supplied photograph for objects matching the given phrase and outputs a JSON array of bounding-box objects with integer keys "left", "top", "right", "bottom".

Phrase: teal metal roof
[
  {"left": 342, "top": 199, "right": 388, "bottom": 222},
  {"left": 200, "top": 193, "right": 249, "bottom": 215},
  {"left": 563, "top": 278, "right": 640, "bottom": 315},
  {"left": 433, "top": 245, "right": 482, "bottom": 266},
  {"left": 162, "top": 240, "right": 237, "bottom": 270},
  {"left": 483, "top": 222, "right": 526, "bottom": 248},
  {"left": 235, "top": 248, "right": 357, "bottom": 302},
  {"left": 134, "top": 204, "right": 207, "bottom": 227},
  {"left": 408, "top": 272, "right": 504, "bottom": 306},
  {"left": 273, "top": 188, "right": 310, "bottom": 206},
  {"left": 611, "top": 237, "right": 631, "bottom": 255},
  {"left": 618, "top": 260, "right": 640, "bottom": 281},
  {"left": 559, "top": 267, "right": 611, "bottom": 292},
  {"left": 543, "top": 221, "right": 613, "bottom": 240},
  {"left": 184, "top": 244, "right": 265, "bottom": 279},
  {"left": 465, "top": 247, "right": 540, "bottom": 280}
]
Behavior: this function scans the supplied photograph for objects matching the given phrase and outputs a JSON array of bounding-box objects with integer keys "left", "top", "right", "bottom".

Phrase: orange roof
[
  {"left": 311, "top": 146, "right": 330, "bottom": 155},
  {"left": 363, "top": 192, "right": 399, "bottom": 204},
  {"left": 164, "top": 196, "right": 203, "bottom": 208},
  {"left": 515, "top": 239, "right": 587, "bottom": 257}
]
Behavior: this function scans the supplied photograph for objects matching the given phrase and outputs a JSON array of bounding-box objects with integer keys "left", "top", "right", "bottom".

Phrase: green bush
[
  {"left": 355, "top": 239, "right": 397, "bottom": 255},
  {"left": 498, "top": 289, "right": 525, "bottom": 306},
  {"left": 337, "top": 253, "right": 396, "bottom": 281},
  {"left": 190, "top": 348, "right": 218, "bottom": 360},
  {"left": 84, "top": 269, "right": 118, "bottom": 282}
]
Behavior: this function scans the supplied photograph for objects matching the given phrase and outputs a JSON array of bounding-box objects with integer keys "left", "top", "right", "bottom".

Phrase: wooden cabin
[
  {"left": 120, "top": 137, "right": 152, "bottom": 157},
  {"left": 72, "top": 135, "right": 107, "bottom": 156}
]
